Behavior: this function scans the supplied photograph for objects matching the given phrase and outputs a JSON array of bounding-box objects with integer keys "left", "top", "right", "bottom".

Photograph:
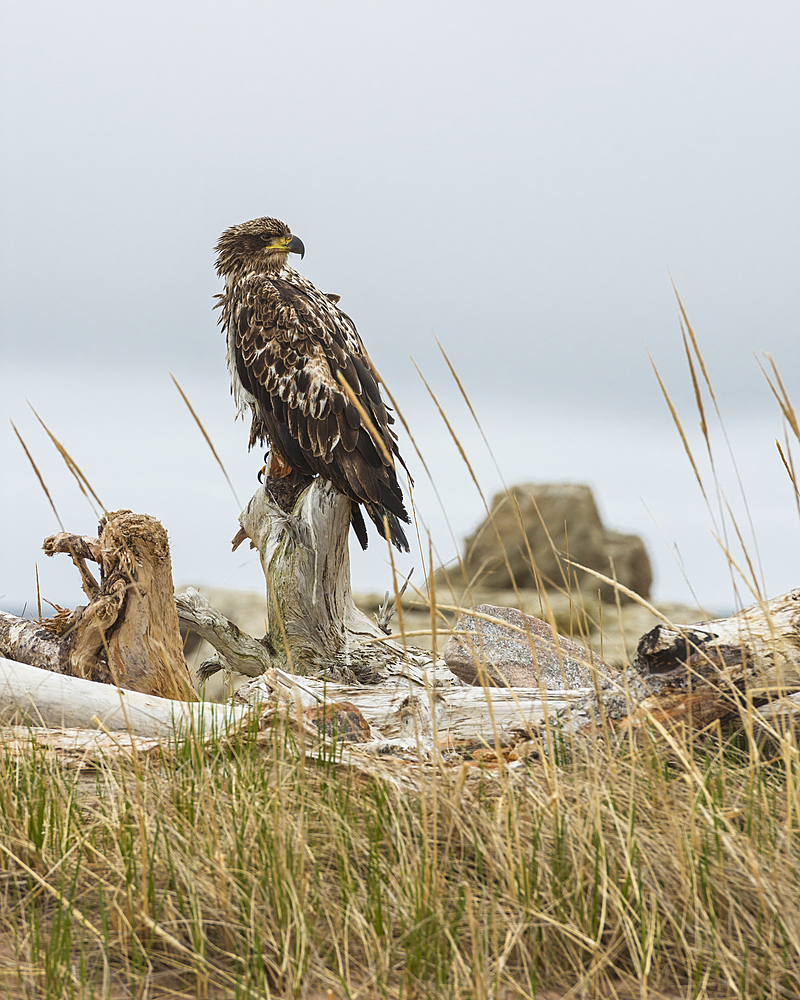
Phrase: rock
[
  {"left": 443, "top": 604, "right": 616, "bottom": 688},
  {"left": 303, "top": 701, "right": 371, "bottom": 742},
  {"left": 454, "top": 482, "right": 652, "bottom": 602},
  {"left": 603, "top": 529, "right": 652, "bottom": 599}
]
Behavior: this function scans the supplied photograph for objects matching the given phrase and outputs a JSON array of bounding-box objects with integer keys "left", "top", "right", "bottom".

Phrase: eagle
[{"left": 215, "top": 216, "right": 411, "bottom": 552}]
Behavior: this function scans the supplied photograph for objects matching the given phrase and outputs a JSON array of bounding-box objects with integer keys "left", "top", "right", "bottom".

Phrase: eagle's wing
[{"left": 229, "top": 273, "right": 407, "bottom": 521}]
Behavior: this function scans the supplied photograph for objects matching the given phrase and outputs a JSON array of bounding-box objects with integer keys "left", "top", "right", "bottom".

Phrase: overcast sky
[{"left": 3, "top": 0, "right": 800, "bottom": 616}]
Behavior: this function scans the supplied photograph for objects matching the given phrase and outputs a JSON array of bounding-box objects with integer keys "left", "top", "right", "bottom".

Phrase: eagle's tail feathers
[
  {"left": 362, "top": 502, "right": 410, "bottom": 553},
  {"left": 350, "top": 501, "right": 369, "bottom": 551},
  {"left": 345, "top": 463, "right": 408, "bottom": 528}
]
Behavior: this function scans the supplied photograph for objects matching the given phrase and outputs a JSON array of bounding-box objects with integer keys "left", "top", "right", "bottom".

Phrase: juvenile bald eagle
[{"left": 215, "top": 216, "right": 411, "bottom": 552}]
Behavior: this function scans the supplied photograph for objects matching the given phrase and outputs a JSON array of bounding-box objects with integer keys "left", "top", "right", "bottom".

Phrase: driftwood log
[
  {"left": 179, "top": 464, "right": 800, "bottom": 749},
  {"left": 0, "top": 657, "right": 243, "bottom": 737},
  {"left": 180, "top": 565, "right": 800, "bottom": 752},
  {"left": 6, "top": 473, "right": 800, "bottom": 755},
  {"left": 559, "top": 588, "right": 800, "bottom": 743},
  {"left": 0, "top": 511, "right": 193, "bottom": 701},
  {"left": 237, "top": 670, "right": 587, "bottom": 748},
  {"left": 4, "top": 591, "right": 800, "bottom": 753}
]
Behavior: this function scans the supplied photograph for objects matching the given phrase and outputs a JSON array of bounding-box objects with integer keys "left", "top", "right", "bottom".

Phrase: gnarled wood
[
  {"left": 237, "top": 588, "right": 800, "bottom": 749},
  {"left": 633, "top": 589, "right": 800, "bottom": 694},
  {"left": 1, "top": 511, "right": 193, "bottom": 701},
  {"left": 176, "top": 588, "right": 275, "bottom": 679},
  {"left": 8, "top": 588, "right": 800, "bottom": 757},
  {"left": 556, "top": 589, "right": 800, "bottom": 743}
]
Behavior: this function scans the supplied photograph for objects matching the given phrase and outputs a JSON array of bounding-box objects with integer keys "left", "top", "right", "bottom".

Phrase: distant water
[{"left": 3, "top": 366, "right": 798, "bottom": 617}]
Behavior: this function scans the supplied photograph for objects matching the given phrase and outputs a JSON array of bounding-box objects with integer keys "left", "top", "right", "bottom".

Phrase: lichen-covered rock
[{"left": 443, "top": 604, "right": 616, "bottom": 689}]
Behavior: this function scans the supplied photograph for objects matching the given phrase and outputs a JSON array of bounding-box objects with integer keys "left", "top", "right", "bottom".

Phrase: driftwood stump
[
  {"left": 219, "top": 479, "right": 422, "bottom": 680},
  {"left": 0, "top": 510, "right": 193, "bottom": 701}
]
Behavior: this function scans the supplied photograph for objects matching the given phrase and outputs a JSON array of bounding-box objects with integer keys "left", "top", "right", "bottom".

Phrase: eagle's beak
[{"left": 287, "top": 235, "right": 305, "bottom": 259}]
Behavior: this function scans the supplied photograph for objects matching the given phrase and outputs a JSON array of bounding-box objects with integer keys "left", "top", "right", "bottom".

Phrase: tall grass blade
[
  {"left": 170, "top": 373, "right": 242, "bottom": 508},
  {"left": 28, "top": 404, "right": 105, "bottom": 514},
  {"left": 11, "top": 420, "right": 65, "bottom": 530},
  {"left": 673, "top": 286, "right": 765, "bottom": 595},
  {"left": 647, "top": 349, "right": 708, "bottom": 503}
]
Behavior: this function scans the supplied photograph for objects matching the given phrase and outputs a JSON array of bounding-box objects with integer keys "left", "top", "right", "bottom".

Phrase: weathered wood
[
  {"left": 557, "top": 589, "right": 800, "bottom": 742},
  {"left": 0, "top": 612, "right": 71, "bottom": 674},
  {"left": 0, "top": 657, "right": 245, "bottom": 737},
  {"left": 0, "top": 726, "right": 164, "bottom": 765},
  {"left": 176, "top": 582, "right": 450, "bottom": 687},
  {"left": 46, "top": 511, "right": 193, "bottom": 699},
  {"left": 8, "top": 588, "right": 800, "bottom": 754},
  {"left": 634, "top": 589, "right": 800, "bottom": 694},
  {"left": 177, "top": 575, "right": 800, "bottom": 751},
  {"left": 1, "top": 511, "right": 194, "bottom": 700},
  {"left": 9, "top": 475, "right": 791, "bottom": 753},
  {"left": 238, "top": 670, "right": 588, "bottom": 747},
  {"left": 753, "top": 691, "right": 800, "bottom": 744},
  {"left": 175, "top": 587, "right": 274, "bottom": 679},
  {"left": 229, "top": 480, "right": 424, "bottom": 679},
  {"left": 0, "top": 653, "right": 582, "bottom": 751}
]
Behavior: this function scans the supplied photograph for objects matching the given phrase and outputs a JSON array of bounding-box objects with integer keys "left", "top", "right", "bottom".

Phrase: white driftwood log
[
  {"left": 176, "top": 578, "right": 800, "bottom": 750},
  {"left": 11, "top": 579, "right": 800, "bottom": 750},
  {"left": 0, "top": 657, "right": 248, "bottom": 738},
  {"left": 0, "top": 654, "right": 583, "bottom": 750},
  {"left": 238, "top": 670, "right": 589, "bottom": 747},
  {"left": 0, "top": 726, "right": 164, "bottom": 763}
]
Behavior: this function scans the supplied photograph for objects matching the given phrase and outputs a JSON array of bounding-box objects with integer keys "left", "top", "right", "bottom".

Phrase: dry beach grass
[{"left": 1, "top": 702, "right": 800, "bottom": 999}]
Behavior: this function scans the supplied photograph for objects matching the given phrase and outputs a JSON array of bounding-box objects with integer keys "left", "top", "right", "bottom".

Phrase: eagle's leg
[{"left": 263, "top": 463, "right": 315, "bottom": 517}]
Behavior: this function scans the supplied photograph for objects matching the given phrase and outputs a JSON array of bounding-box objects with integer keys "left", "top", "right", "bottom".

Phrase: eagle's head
[{"left": 215, "top": 217, "right": 305, "bottom": 279}]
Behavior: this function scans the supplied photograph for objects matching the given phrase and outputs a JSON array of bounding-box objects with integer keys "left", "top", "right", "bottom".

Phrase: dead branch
[{"left": 175, "top": 588, "right": 275, "bottom": 679}]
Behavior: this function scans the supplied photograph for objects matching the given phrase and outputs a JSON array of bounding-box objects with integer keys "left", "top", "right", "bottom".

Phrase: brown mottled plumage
[{"left": 215, "top": 216, "right": 411, "bottom": 552}]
